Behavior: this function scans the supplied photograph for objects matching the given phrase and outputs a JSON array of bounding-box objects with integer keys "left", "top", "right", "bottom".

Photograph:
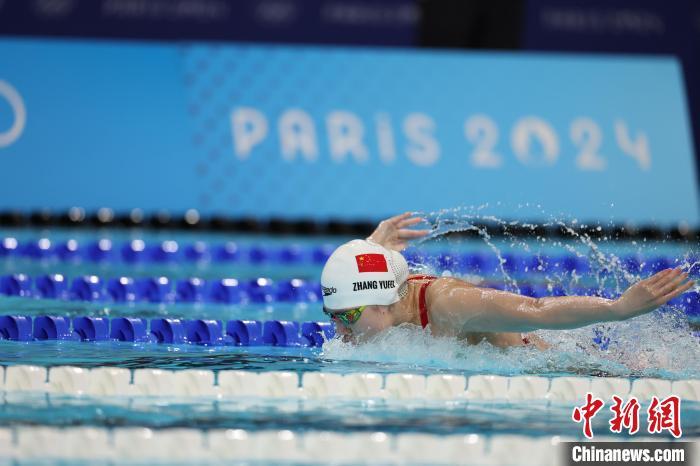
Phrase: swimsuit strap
[
  {"left": 407, "top": 274, "right": 436, "bottom": 282},
  {"left": 418, "top": 281, "right": 432, "bottom": 328},
  {"left": 412, "top": 276, "right": 436, "bottom": 329},
  {"left": 406, "top": 275, "right": 437, "bottom": 328}
]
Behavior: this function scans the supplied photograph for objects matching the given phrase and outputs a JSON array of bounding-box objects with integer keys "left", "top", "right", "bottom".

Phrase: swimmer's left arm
[
  {"left": 429, "top": 268, "right": 695, "bottom": 332},
  {"left": 428, "top": 283, "right": 612, "bottom": 332}
]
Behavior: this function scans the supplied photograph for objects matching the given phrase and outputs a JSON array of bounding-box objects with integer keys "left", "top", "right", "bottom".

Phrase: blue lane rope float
[
  {"left": 1, "top": 273, "right": 698, "bottom": 318},
  {"left": 0, "top": 273, "right": 322, "bottom": 304},
  {"left": 0, "top": 237, "right": 338, "bottom": 265},
  {"left": 1, "top": 237, "right": 691, "bottom": 276},
  {"left": 0, "top": 314, "right": 335, "bottom": 346},
  {"left": 0, "top": 312, "right": 697, "bottom": 349}
]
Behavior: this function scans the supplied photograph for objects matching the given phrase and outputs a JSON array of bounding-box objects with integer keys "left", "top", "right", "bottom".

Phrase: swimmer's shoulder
[
  {"left": 407, "top": 275, "right": 477, "bottom": 310},
  {"left": 408, "top": 274, "right": 476, "bottom": 287},
  {"left": 419, "top": 277, "right": 477, "bottom": 337},
  {"left": 407, "top": 274, "right": 472, "bottom": 298},
  {"left": 422, "top": 277, "right": 476, "bottom": 313}
]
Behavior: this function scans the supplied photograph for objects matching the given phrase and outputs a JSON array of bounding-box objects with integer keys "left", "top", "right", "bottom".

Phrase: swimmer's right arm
[
  {"left": 367, "top": 212, "right": 430, "bottom": 251},
  {"left": 429, "top": 268, "right": 695, "bottom": 332}
]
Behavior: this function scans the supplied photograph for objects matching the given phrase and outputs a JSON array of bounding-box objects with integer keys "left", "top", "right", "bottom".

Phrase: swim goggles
[{"left": 322, "top": 305, "right": 367, "bottom": 326}]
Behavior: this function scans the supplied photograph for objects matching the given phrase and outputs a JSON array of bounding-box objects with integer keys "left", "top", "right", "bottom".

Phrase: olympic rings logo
[{"left": 0, "top": 80, "right": 26, "bottom": 149}]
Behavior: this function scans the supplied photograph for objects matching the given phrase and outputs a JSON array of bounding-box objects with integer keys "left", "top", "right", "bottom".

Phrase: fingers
[
  {"left": 648, "top": 268, "right": 682, "bottom": 290},
  {"left": 655, "top": 279, "right": 695, "bottom": 306},
  {"left": 656, "top": 271, "right": 691, "bottom": 297},
  {"left": 646, "top": 268, "right": 673, "bottom": 286},
  {"left": 399, "top": 228, "right": 431, "bottom": 239},
  {"left": 388, "top": 212, "right": 413, "bottom": 225},
  {"left": 397, "top": 216, "right": 425, "bottom": 228}
]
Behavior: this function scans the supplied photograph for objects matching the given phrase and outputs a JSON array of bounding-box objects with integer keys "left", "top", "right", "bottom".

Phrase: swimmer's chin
[
  {"left": 336, "top": 330, "right": 381, "bottom": 345},
  {"left": 341, "top": 323, "right": 416, "bottom": 345},
  {"left": 338, "top": 332, "right": 370, "bottom": 345}
]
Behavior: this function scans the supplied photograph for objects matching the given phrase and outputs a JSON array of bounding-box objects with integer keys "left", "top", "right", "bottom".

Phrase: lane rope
[{"left": 1, "top": 364, "right": 698, "bottom": 402}]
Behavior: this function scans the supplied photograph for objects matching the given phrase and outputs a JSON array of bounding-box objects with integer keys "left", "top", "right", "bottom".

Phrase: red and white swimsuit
[
  {"left": 406, "top": 274, "right": 436, "bottom": 329},
  {"left": 407, "top": 274, "right": 531, "bottom": 345}
]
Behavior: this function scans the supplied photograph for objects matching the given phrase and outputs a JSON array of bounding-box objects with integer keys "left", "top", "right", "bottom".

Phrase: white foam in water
[
  {"left": 324, "top": 324, "right": 540, "bottom": 374},
  {"left": 541, "top": 310, "right": 700, "bottom": 378},
  {"left": 323, "top": 207, "right": 700, "bottom": 380},
  {"left": 322, "top": 318, "right": 700, "bottom": 378}
]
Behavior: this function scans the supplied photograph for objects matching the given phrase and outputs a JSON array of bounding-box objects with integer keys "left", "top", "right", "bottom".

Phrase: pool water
[{"left": 0, "top": 222, "right": 698, "bottom": 464}]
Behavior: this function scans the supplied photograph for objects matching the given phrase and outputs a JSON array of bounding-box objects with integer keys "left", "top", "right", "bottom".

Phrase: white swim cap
[{"left": 321, "top": 239, "right": 409, "bottom": 309}]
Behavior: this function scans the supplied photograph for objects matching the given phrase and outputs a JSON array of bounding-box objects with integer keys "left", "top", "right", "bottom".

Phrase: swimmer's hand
[
  {"left": 611, "top": 268, "right": 695, "bottom": 319},
  {"left": 367, "top": 212, "right": 430, "bottom": 251}
]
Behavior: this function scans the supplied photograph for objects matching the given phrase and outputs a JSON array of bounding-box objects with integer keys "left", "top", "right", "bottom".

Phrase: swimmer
[{"left": 321, "top": 212, "right": 696, "bottom": 349}]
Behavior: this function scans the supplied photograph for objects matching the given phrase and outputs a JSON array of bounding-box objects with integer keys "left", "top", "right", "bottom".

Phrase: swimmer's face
[{"left": 329, "top": 305, "right": 393, "bottom": 341}]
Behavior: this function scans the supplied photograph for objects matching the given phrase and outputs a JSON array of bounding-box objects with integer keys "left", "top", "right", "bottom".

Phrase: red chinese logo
[
  {"left": 609, "top": 395, "right": 640, "bottom": 434},
  {"left": 647, "top": 395, "right": 682, "bottom": 438},
  {"left": 572, "top": 393, "right": 605, "bottom": 439},
  {"left": 572, "top": 393, "right": 683, "bottom": 438}
]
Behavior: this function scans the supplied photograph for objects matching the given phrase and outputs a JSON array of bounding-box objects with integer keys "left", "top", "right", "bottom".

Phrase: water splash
[
  {"left": 322, "top": 311, "right": 699, "bottom": 379},
  {"left": 324, "top": 207, "right": 699, "bottom": 380}
]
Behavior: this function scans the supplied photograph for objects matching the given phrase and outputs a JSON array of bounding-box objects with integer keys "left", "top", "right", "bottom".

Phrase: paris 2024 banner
[{"left": 0, "top": 39, "right": 697, "bottom": 225}]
